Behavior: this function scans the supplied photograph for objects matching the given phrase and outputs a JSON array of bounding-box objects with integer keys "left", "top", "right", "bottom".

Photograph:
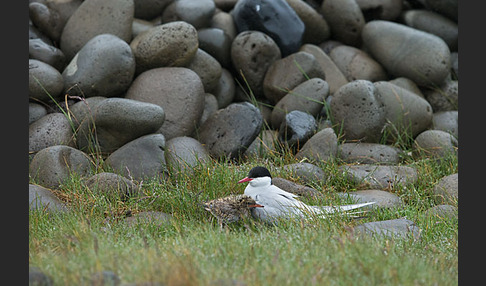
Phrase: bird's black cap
[{"left": 247, "top": 166, "right": 272, "bottom": 179}]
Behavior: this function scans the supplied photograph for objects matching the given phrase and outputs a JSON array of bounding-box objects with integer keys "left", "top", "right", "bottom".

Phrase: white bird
[{"left": 239, "top": 166, "right": 375, "bottom": 224}]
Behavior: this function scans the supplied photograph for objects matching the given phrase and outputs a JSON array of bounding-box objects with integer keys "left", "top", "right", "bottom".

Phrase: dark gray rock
[
  {"left": 200, "top": 93, "right": 219, "bottom": 125},
  {"left": 29, "top": 266, "right": 54, "bottom": 286},
  {"left": 62, "top": 34, "right": 136, "bottom": 98},
  {"left": 424, "top": 0, "right": 457, "bottom": 22},
  {"left": 29, "top": 184, "right": 68, "bottom": 213},
  {"left": 186, "top": 49, "right": 222, "bottom": 93},
  {"left": 321, "top": 0, "right": 365, "bottom": 46},
  {"left": 125, "top": 67, "right": 205, "bottom": 140},
  {"left": 212, "top": 68, "right": 236, "bottom": 108},
  {"left": 198, "top": 102, "right": 263, "bottom": 159},
  {"left": 431, "top": 173, "right": 458, "bottom": 205},
  {"left": 330, "top": 80, "right": 386, "bottom": 142},
  {"left": 162, "top": 0, "right": 215, "bottom": 29},
  {"left": 29, "top": 2, "right": 64, "bottom": 43},
  {"left": 29, "top": 38, "right": 66, "bottom": 71},
  {"left": 133, "top": 0, "right": 173, "bottom": 20},
  {"left": 278, "top": 110, "right": 317, "bottom": 149},
  {"left": 83, "top": 172, "right": 141, "bottom": 201},
  {"left": 281, "top": 162, "right": 326, "bottom": 184},
  {"left": 29, "top": 102, "right": 48, "bottom": 124},
  {"left": 362, "top": 20, "right": 451, "bottom": 87},
  {"left": 104, "top": 134, "right": 168, "bottom": 181},
  {"left": 29, "top": 113, "right": 76, "bottom": 153},
  {"left": 29, "top": 59, "right": 64, "bottom": 102},
  {"left": 68, "top": 96, "right": 107, "bottom": 129},
  {"left": 432, "top": 111, "right": 458, "bottom": 138},
  {"left": 286, "top": 0, "right": 330, "bottom": 45},
  {"left": 272, "top": 177, "right": 322, "bottom": 198},
  {"left": 295, "top": 127, "right": 338, "bottom": 162},
  {"left": 423, "top": 78, "right": 458, "bottom": 112},
  {"left": 197, "top": 28, "right": 233, "bottom": 68},
  {"left": 338, "top": 143, "right": 402, "bottom": 164},
  {"left": 353, "top": 218, "right": 421, "bottom": 239},
  {"left": 339, "top": 164, "right": 418, "bottom": 189},
  {"left": 232, "top": 0, "right": 305, "bottom": 56},
  {"left": 29, "top": 145, "right": 92, "bottom": 189},
  {"left": 60, "top": 0, "right": 134, "bottom": 60},
  {"left": 165, "top": 136, "right": 211, "bottom": 173},
  {"left": 355, "top": 0, "right": 403, "bottom": 21},
  {"left": 338, "top": 189, "right": 404, "bottom": 209},
  {"left": 130, "top": 21, "right": 199, "bottom": 74},
  {"left": 413, "top": 130, "right": 458, "bottom": 159},
  {"left": 75, "top": 98, "right": 165, "bottom": 154}
]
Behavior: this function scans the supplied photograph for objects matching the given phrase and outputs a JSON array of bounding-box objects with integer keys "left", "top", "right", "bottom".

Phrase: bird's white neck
[{"left": 248, "top": 176, "right": 272, "bottom": 188}]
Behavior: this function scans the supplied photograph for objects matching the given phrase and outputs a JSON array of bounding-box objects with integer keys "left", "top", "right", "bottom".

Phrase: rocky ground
[{"left": 29, "top": 0, "right": 458, "bottom": 283}]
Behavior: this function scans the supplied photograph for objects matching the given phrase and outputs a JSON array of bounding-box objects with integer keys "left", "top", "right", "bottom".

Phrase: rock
[
  {"left": 90, "top": 271, "right": 121, "bottom": 286},
  {"left": 374, "top": 81, "right": 433, "bottom": 141},
  {"left": 131, "top": 18, "right": 154, "bottom": 39},
  {"left": 278, "top": 110, "right": 317, "bottom": 149},
  {"left": 330, "top": 80, "right": 386, "bottom": 142},
  {"left": 105, "top": 134, "right": 168, "bottom": 181},
  {"left": 338, "top": 143, "right": 402, "bottom": 164},
  {"left": 388, "top": 77, "right": 424, "bottom": 98},
  {"left": 263, "top": 51, "right": 326, "bottom": 104},
  {"left": 29, "top": 184, "right": 68, "bottom": 213},
  {"left": 450, "top": 52, "right": 458, "bottom": 80},
  {"left": 29, "top": 59, "right": 64, "bottom": 102},
  {"left": 130, "top": 21, "right": 199, "bottom": 74},
  {"left": 231, "top": 30, "right": 282, "bottom": 98},
  {"left": 186, "top": 49, "right": 222, "bottom": 93},
  {"left": 362, "top": 20, "right": 451, "bottom": 87},
  {"left": 353, "top": 218, "right": 421, "bottom": 239},
  {"left": 329, "top": 45, "right": 388, "bottom": 82},
  {"left": 198, "top": 102, "right": 263, "bottom": 159},
  {"left": 321, "top": 0, "right": 365, "bottom": 46},
  {"left": 339, "top": 164, "right": 418, "bottom": 189},
  {"left": 286, "top": 0, "right": 330, "bottom": 45},
  {"left": 402, "top": 9, "right": 458, "bottom": 52},
  {"left": 197, "top": 28, "right": 233, "bottom": 68},
  {"left": 162, "top": 0, "right": 215, "bottom": 29},
  {"left": 295, "top": 127, "right": 338, "bottom": 162},
  {"left": 281, "top": 162, "right": 326, "bottom": 184},
  {"left": 60, "top": 0, "right": 134, "bottom": 60},
  {"left": 432, "top": 173, "right": 458, "bottom": 205},
  {"left": 232, "top": 0, "right": 305, "bottom": 56},
  {"left": 68, "top": 96, "right": 107, "bottom": 129},
  {"left": 355, "top": 0, "right": 403, "bottom": 21},
  {"left": 338, "top": 189, "right": 404, "bottom": 209},
  {"left": 29, "top": 2, "right": 64, "bottom": 42},
  {"left": 413, "top": 130, "right": 458, "bottom": 159},
  {"left": 299, "top": 44, "right": 348, "bottom": 95},
  {"left": 62, "top": 34, "right": 136, "bottom": 98},
  {"left": 272, "top": 177, "right": 322, "bottom": 198},
  {"left": 29, "top": 145, "right": 92, "bottom": 189},
  {"left": 424, "top": 0, "right": 458, "bottom": 22},
  {"left": 423, "top": 78, "right": 458, "bottom": 112},
  {"left": 271, "top": 78, "right": 329, "bottom": 129},
  {"left": 211, "top": 11, "right": 237, "bottom": 40},
  {"left": 165, "top": 136, "right": 211, "bottom": 173},
  {"left": 124, "top": 211, "right": 172, "bottom": 226},
  {"left": 29, "top": 266, "right": 54, "bottom": 286},
  {"left": 29, "top": 102, "right": 47, "bottom": 124},
  {"left": 133, "top": 0, "right": 173, "bottom": 20},
  {"left": 212, "top": 68, "right": 236, "bottom": 108},
  {"left": 29, "top": 38, "right": 66, "bottom": 71},
  {"left": 244, "top": 130, "right": 279, "bottom": 158},
  {"left": 29, "top": 113, "right": 75, "bottom": 153},
  {"left": 424, "top": 204, "right": 457, "bottom": 220},
  {"left": 125, "top": 67, "right": 205, "bottom": 140},
  {"left": 200, "top": 93, "right": 219, "bottom": 125},
  {"left": 432, "top": 111, "right": 458, "bottom": 138},
  {"left": 83, "top": 172, "right": 141, "bottom": 200},
  {"left": 75, "top": 98, "right": 165, "bottom": 154}
]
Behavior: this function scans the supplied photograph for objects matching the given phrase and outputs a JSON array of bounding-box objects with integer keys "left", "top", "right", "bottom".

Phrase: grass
[{"left": 29, "top": 149, "right": 458, "bottom": 285}]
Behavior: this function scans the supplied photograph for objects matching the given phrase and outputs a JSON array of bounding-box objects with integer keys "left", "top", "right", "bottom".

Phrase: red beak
[
  {"left": 248, "top": 204, "right": 264, "bottom": 208},
  {"left": 238, "top": 177, "right": 253, "bottom": 183}
]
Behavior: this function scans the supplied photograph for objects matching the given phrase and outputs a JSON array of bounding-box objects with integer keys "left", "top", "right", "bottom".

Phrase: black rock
[
  {"left": 232, "top": 0, "right": 305, "bottom": 56},
  {"left": 278, "top": 110, "right": 317, "bottom": 148}
]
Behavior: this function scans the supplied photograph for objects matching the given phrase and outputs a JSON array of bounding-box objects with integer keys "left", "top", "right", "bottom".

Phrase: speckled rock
[
  {"left": 263, "top": 51, "right": 326, "bottom": 104},
  {"left": 29, "top": 184, "right": 68, "bottom": 212},
  {"left": 338, "top": 189, "right": 404, "bottom": 209},
  {"left": 29, "top": 59, "right": 64, "bottom": 102},
  {"left": 413, "top": 130, "right": 458, "bottom": 159},
  {"left": 281, "top": 162, "right": 326, "bottom": 184},
  {"left": 29, "top": 113, "right": 75, "bottom": 153},
  {"left": 355, "top": 0, "right": 403, "bottom": 21},
  {"left": 130, "top": 21, "right": 199, "bottom": 74},
  {"left": 165, "top": 136, "right": 211, "bottom": 173},
  {"left": 29, "top": 145, "right": 92, "bottom": 189},
  {"left": 353, "top": 218, "right": 421, "bottom": 239},
  {"left": 339, "top": 164, "right": 418, "bottom": 189},
  {"left": 125, "top": 67, "right": 205, "bottom": 140},
  {"left": 186, "top": 49, "right": 222, "bottom": 93},
  {"left": 321, "top": 0, "right": 365, "bottom": 46},
  {"left": 198, "top": 28, "right": 233, "bottom": 68},
  {"left": 272, "top": 177, "right": 322, "bottom": 198},
  {"left": 278, "top": 110, "right": 317, "bottom": 149},
  {"left": 62, "top": 34, "right": 136, "bottom": 98},
  {"left": 423, "top": 78, "right": 458, "bottom": 112},
  {"left": 84, "top": 172, "right": 141, "bottom": 200},
  {"left": 295, "top": 127, "right": 338, "bottom": 162},
  {"left": 60, "top": 0, "right": 134, "bottom": 60},
  {"left": 338, "top": 143, "right": 402, "bottom": 164},
  {"left": 286, "top": 0, "right": 330, "bottom": 45},
  {"left": 29, "top": 38, "right": 66, "bottom": 71},
  {"left": 198, "top": 102, "right": 263, "bottom": 159},
  {"left": 362, "top": 20, "right": 451, "bottom": 87},
  {"left": 432, "top": 111, "right": 458, "bottom": 138},
  {"left": 162, "top": 0, "right": 215, "bottom": 29}
]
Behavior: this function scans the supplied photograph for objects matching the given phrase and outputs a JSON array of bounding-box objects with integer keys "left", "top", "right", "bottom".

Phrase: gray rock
[
  {"left": 198, "top": 28, "right": 233, "bottom": 68},
  {"left": 212, "top": 68, "right": 236, "bottom": 108},
  {"left": 321, "top": 0, "right": 365, "bottom": 46},
  {"left": 329, "top": 45, "right": 388, "bottom": 82},
  {"left": 68, "top": 96, "right": 107, "bottom": 129},
  {"left": 286, "top": 0, "right": 330, "bottom": 45},
  {"left": 374, "top": 81, "right": 433, "bottom": 141},
  {"left": 362, "top": 20, "right": 451, "bottom": 87},
  {"left": 339, "top": 164, "right": 418, "bottom": 189},
  {"left": 162, "top": 0, "right": 215, "bottom": 29},
  {"left": 83, "top": 172, "right": 141, "bottom": 200},
  {"left": 29, "top": 145, "right": 92, "bottom": 189},
  {"left": 355, "top": 0, "right": 403, "bottom": 21},
  {"left": 423, "top": 78, "right": 458, "bottom": 112},
  {"left": 75, "top": 97, "right": 165, "bottom": 154},
  {"left": 330, "top": 80, "right": 386, "bottom": 142},
  {"left": 130, "top": 21, "right": 199, "bottom": 74},
  {"left": 200, "top": 93, "right": 219, "bottom": 125},
  {"left": 29, "top": 184, "right": 68, "bottom": 213},
  {"left": 60, "top": 0, "right": 134, "bottom": 60},
  {"left": 244, "top": 130, "right": 280, "bottom": 158},
  {"left": 413, "top": 130, "right": 458, "bottom": 159},
  {"left": 432, "top": 111, "right": 458, "bottom": 138},
  {"left": 198, "top": 102, "right": 263, "bottom": 159},
  {"left": 29, "top": 266, "right": 54, "bottom": 286},
  {"left": 133, "top": 0, "right": 173, "bottom": 20},
  {"left": 211, "top": 11, "right": 237, "bottom": 40},
  {"left": 271, "top": 78, "right": 329, "bottom": 129},
  {"left": 29, "top": 102, "right": 48, "bottom": 125},
  {"left": 104, "top": 134, "right": 168, "bottom": 181},
  {"left": 450, "top": 52, "right": 458, "bottom": 79},
  {"left": 29, "top": 2, "right": 64, "bottom": 43},
  {"left": 281, "top": 162, "right": 326, "bottom": 184},
  {"left": 272, "top": 177, "right": 322, "bottom": 198},
  {"left": 278, "top": 110, "right": 317, "bottom": 148},
  {"left": 125, "top": 67, "right": 205, "bottom": 140},
  {"left": 29, "top": 38, "right": 66, "bottom": 71},
  {"left": 231, "top": 30, "right": 282, "bottom": 98},
  {"left": 62, "top": 34, "right": 136, "bottom": 98},
  {"left": 338, "top": 143, "right": 402, "bottom": 164},
  {"left": 388, "top": 77, "right": 424, "bottom": 98},
  {"left": 263, "top": 51, "right": 326, "bottom": 104},
  {"left": 124, "top": 211, "right": 172, "bottom": 226},
  {"left": 165, "top": 136, "right": 211, "bottom": 173},
  {"left": 29, "top": 113, "right": 76, "bottom": 153},
  {"left": 131, "top": 18, "right": 154, "bottom": 40},
  {"left": 424, "top": 0, "right": 457, "bottom": 22},
  {"left": 353, "top": 218, "right": 421, "bottom": 239},
  {"left": 431, "top": 173, "right": 458, "bottom": 205},
  {"left": 29, "top": 59, "right": 64, "bottom": 102},
  {"left": 186, "top": 49, "right": 222, "bottom": 93},
  {"left": 338, "top": 189, "right": 404, "bottom": 209},
  {"left": 424, "top": 204, "right": 457, "bottom": 220},
  {"left": 295, "top": 127, "right": 338, "bottom": 162}
]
